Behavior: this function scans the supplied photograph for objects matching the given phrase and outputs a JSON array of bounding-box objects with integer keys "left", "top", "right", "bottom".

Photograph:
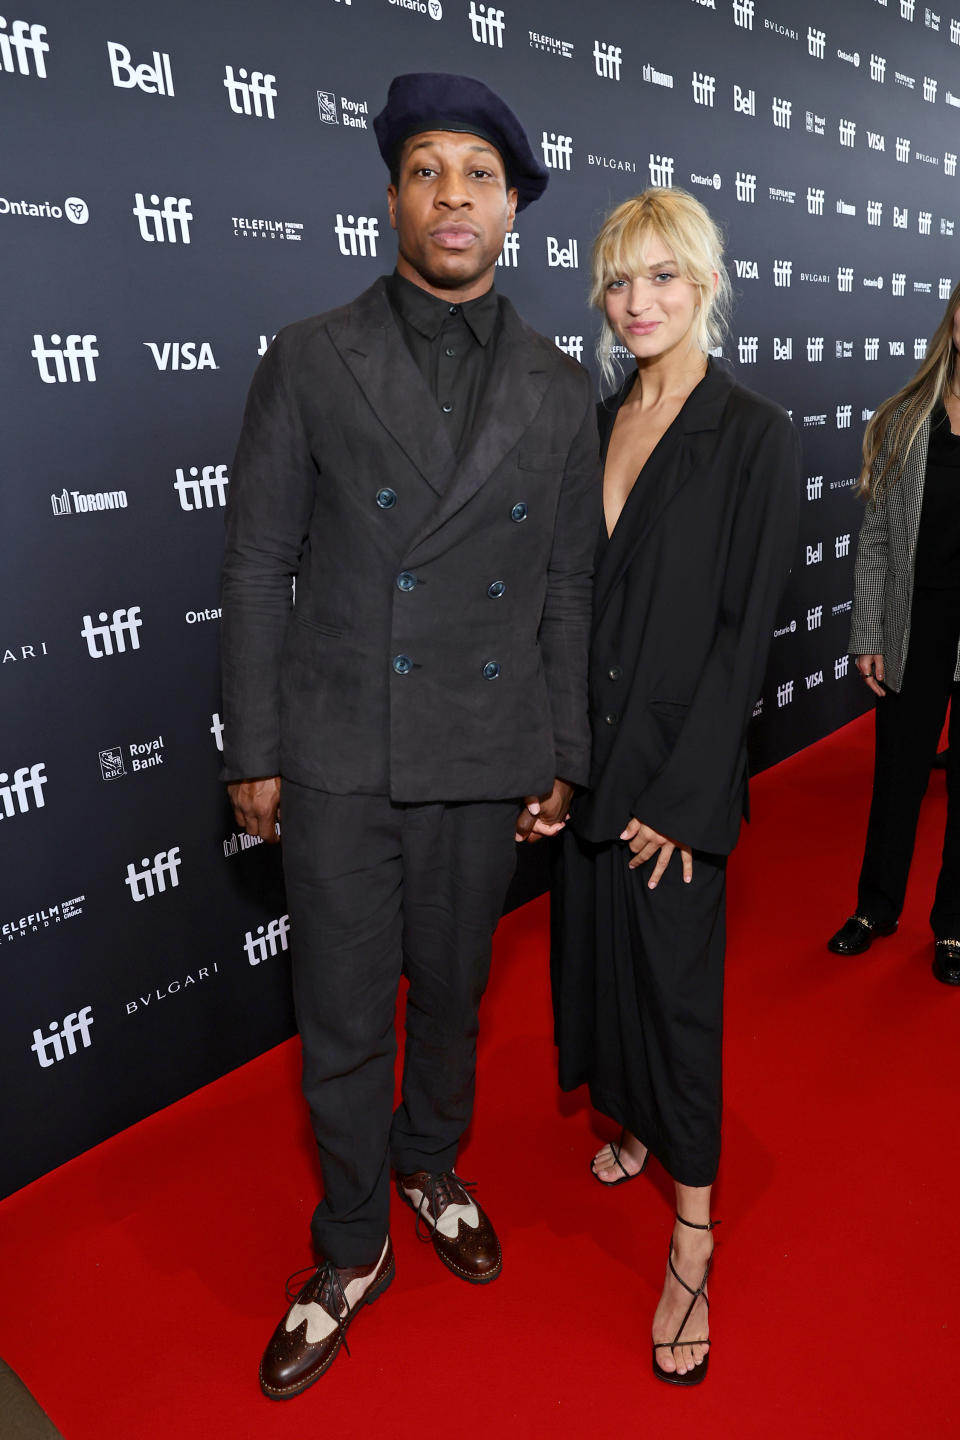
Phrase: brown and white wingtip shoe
[
  {"left": 397, "top": 1170, "right": 502, "bottom": 1284},
  {"left": 259, "top": 1236, "right": 394, "bottom": 1400}
]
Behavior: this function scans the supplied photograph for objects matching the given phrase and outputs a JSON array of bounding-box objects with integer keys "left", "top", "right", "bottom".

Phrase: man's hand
[
  {"left": 856, "top": 653, "right": 886, "bottom": 699},
  {"left": 228, "top": 776, "right": 282, "bottom": 843},
  {"left": 515, "top": 778, "right": 575, "bottom": 843},
  {"left": 620, "top": 817, "right": 693, "bottom": 888}
]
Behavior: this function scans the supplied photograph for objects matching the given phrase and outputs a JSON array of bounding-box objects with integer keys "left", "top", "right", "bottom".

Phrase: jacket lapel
[{"left": 328, "top": 278, "right": 456, "bottom": 496}]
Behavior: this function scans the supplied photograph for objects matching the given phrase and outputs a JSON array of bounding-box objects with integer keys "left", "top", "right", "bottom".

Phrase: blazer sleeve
[
  {"left": 538, "top": 370, "right": 601, "bottom": 787},
  {"left": 220, "top": 330, "right": 316, "bottom": 781},
  {"left": 633, "top": 412, "right": 801, "bottom": 853},
  {"left": 847, "top": 485, "right": 889, "bottom": 659}
]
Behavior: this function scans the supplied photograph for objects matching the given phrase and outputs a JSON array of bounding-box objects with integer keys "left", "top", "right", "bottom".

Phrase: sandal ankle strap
[{"left": 676, "top": 1214, "right": 720, "bottom": 1232}]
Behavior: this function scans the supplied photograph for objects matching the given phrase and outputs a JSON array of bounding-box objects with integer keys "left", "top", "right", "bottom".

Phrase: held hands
[
  {"left": 621, "top": 817, "right": 693, "bottom": 888},
  {"left": 228, "top": 776, "right": 282, "bottom": 843},
  {"left": 515, "top": 778, "right": 575, "bottom": 843},
  {"left": 856, "top": 654, "right": 886, "bottom": 699}
]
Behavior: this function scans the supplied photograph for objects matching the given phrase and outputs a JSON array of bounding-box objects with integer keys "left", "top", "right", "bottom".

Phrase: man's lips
[{"left": 430, "top": 227, "right": 479, "bottom": 249}]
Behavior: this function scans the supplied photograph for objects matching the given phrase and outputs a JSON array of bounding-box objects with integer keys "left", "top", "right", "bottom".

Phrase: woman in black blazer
[
  {"left": 549, "top": 189, "right": 800, "bottom": 1385},
  {"left": 827, "top": 282, "right": 960, "bottom": 980}
]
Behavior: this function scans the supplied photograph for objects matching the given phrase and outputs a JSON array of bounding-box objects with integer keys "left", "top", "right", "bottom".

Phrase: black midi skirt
[{"left": 550, "top": 827, "right": 727, "bottom": 1188}]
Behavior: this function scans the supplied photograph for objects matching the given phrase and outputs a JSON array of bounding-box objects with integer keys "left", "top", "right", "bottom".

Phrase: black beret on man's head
[{"left": 374, "top": 71, "right": 548, "bottom": 211}]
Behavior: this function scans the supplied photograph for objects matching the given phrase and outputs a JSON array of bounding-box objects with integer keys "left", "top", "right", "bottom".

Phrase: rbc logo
[
  {"left": 133, "top": 193, "right": 192, "bottom": 243},
  {"left": 31, "top": 1008, "right": 94, "bottom": 1068},
  {"left": 31, "top": 333, "right": 98, "bottom": 383},
  {"left": 81, "top": 607, "right": 142, "bottom": 659}
]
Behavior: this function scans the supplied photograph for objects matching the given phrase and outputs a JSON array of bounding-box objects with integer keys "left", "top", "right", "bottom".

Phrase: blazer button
[
  {"left": 396, "top": 571, "right": 417, "bottom": 591},
  {"left": 608, "top": 666, "right": 622, "bottom": 681},
  {"left": 487, "top": 580, "right": 506, "bottom": 598},
  {"left": 482, "top": 661, "right": 501, "bottom": 680},
  {"left": 604, "top": 711, "right": 619, "bottom": 725},
  {"left": 511, "top": 502, "right": 528, "bottom": 522},
  {"left": 441, "top": 403, "right": 454, "bottom": 414},
  {"left": 393, "top": 654, "right": 413, "bottom": 675},
  {"left": 376, "top": 488, "right": 398, "bottom": 509}
]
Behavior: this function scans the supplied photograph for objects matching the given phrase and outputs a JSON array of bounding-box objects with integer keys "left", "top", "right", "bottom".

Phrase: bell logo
[
  {"left": 174, "top": 465, "right": 229, "bottom": 510},
  {"left": 806, "top": 542, "right": 823, "bottom": 565},
  {"left": 80, "top": 607, "right": 142, "bottom": 659},
  {"left": 224, "top": 66, "right": 277, "bottom": 118},
  {"left": 648, "top": 154, "right": 674, "bottom": 187},
  {"left": 31, "top": 1008, "right": 94, "bottom": 1068},
  {"left": 0, "top": 16, "right": 48, "bottom": 77},
  {"left": 733, "top": 84, "right": 755, "bottom": 115},
  {"left": 144, "top": 341, "right": 218, "bottom": 370},
  {"left": 773, "top": 337, "right": 792, "bottom": 360},
  {"left": 496, "top": 233, "right": 519, "bottom": 267},
  {"left": 133, "top": 193, "right": 193, "bottom": 243},
  {"left": 541, "top": 132, "right": 573, "bottom": 170},
  {"left": 125, "top": 848, "right": 182, "bottom": 902},
  {"left": 469, "top": 3, "right": 505, "bottom": 46},
  {"left": 0, "top": 762, "right": 47, "bottom": 819},
  {"left": 107, "top": 41, "right": 174, "bottom": 95},
  {"left": 244, "top": 915, "right": 291, "bottom": 965},
  {"left": 546, "top": 236, "right": 579, "bottom": 268},
  {"left": 334, "top": 213, "right": 378, "bottom": 257},
  {"left": 31, "top": 333, "right": 98, "bottom": 384}
]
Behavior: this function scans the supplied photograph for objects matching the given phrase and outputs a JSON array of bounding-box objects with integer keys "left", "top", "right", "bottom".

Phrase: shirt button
[
  {"left": 482, "top": 661, "right": 501, "bottom": 680},
  {"left": 487, "top": 580, "right": 506, "bottom": 598},
  {"left": 608, "top": 666, "right": 622, "bottom": 681},
  {"left": 396, "top": 572, "right": 417, "bottom": 592},
  {"left": 448, "top": 305, "right": 459, "bottom": 315},
  {"left": 376, "top": 488, "right": 398, "bottom": 510},
  {"left": 393, "top": 654, "right": 413, "bottom": 675},
  {"left": 445, "top": 347, "right": 456, "bottom": 357},
  {"left": 511, "top": 502, "right": 528, "bottom": 522},
  {"left": 604, "top": 711, "right": 619, "bottom": 725},
  {"left": 441, "top": 403, "right": 454, "bottom": 413}
]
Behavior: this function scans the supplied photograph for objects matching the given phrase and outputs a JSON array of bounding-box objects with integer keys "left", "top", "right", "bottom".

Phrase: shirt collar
[{"left": 387, "top": 270, "right": 500, "bottom": 346}]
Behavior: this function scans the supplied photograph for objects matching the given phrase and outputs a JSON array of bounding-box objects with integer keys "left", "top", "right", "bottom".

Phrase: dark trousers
[
  {"left": 857, "top": 587, "right": 960, "bottom": 937},
  {"left": 281, "top": 782, "right": 518, "bottom": 1267}
]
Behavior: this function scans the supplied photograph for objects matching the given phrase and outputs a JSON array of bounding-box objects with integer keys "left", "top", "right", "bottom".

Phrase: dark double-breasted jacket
[
  {"left": 572, "top": 360, "right": 802, "bottom": 856},
  {"left": 220, "top": 277, "right": 600, "bottom": 802}
]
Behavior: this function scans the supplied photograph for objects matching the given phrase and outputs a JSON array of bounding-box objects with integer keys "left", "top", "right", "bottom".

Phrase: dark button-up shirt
[
  {"left": 916, "top": 403, "right": 960, "bottom": 588},
  {"left": 385, "top": 271, "right": 501, "bottom": 458}
]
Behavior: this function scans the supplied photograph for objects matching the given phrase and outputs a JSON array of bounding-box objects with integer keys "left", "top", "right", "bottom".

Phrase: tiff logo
[
  {"left": 835, "top": 654, "right": 850, "bottom": 679},
  {"left": 649, "top": 153, "right": 675, "bottom": 187},
  {"left": 914, "top": 337, "right": 927, "bottom": 359},
  {"left": 807, "top": 336, "right": 824, "bottom": 362},
  {"left": 837, "top": 266, "right": 854, "bottom": 292},
  {"left": 738, "top": 335, "right": 759, "bottom": 363},
  {"left": 0, "top": 16, "right": 48, "bottom": 76},
  {"left": 772, "top": 96, "right": 792, "bottom": 128},
  {"left": 541, "top": 131, "right": 573, "bottom": 169},
  {"left": 107, "top": 41, "right": 174, "bottom": 95},
  {"left": 835, "top": 531, "right": 851, "bottom": 556},
  {"left": 952, "top": 17, "right": 960, "bottom": 41},
  {"left": 0, "top": 763, "right": 47, "bottom": 819},
  {"left": 940, "top": 276, "right": 953, "bottom": 299},
  {"left": 555, "top": 335, "right": 584, "bottom": 361},
  {"left": 735, "top": 170, "right": 757, "bottom": 202},
  {"left": 245, "top": 915, "right": 291, "bottom": 966},
  {"left": 224, "top": 66, "right": 277, "bottom": 118},
  {"left": 807, "top": 604, "right": 823, "bottom": 629},
  {"left": 773, "top": 259, "right": 792, "bottom": 287},
  {"left": 31, "top": 1008, "right": 93, "bottom": 1068},
  {"left": 918, "top": 210, "right": 932, "bottom": 234},
  {"left": 901, "top": 0, "right": 915, "bottom": 15},
  {"left": 896, "top": 135, "right": 910, "bottom": 162},
  {"left": 836, "top": 405, "right": 852, "bottom": 428},
  {"left": 31, "top": 333, "right": 98, "bottom": 383},
  {"left": 692, "top": 70, "right": 716, "bottom": 105},
  {"left": 892, "top": 273, "right": 906, "bottom": 295},
  {"left": 807, "top": 187, "right": 824, "bottom": 215},
  {"left": 808, "top": 26, "right": 826, "bottom": 57},
  {"left": 945, "top": 152, "right": 958, "bottom": 176},
  {"left": 777, "top": 681, "right": 795, "bottom": 707},
  {"left": 81, "top": 607, "right": 142, "bottom": 659},
  {"left": 865, "top": 337, "right": 880, "bottom": 359},
  {"left": 733, "top": 0, "right": 754, "bottom": 26},
  {"left": 867, "top": 200, "right": 883, "bottom": 225},
  {"left": 174, "top": 465, "right": 229, "bottom": 510},
  {"left": 871, "top": 52, "right": 887, "bottom": 81},
  {"left": 594, "top": 40, "right": 622, "bottom": 79},
  {"left": 469, "top": 3, "right": 505, "bottom": 46},
  {"left": 733, "top": 83, "right": 755, "bottom": 114},
  {"left": 806, "top": 474, "right": 823, "bottom": 499},
  {"left": 125, "top": 848, "right": 182, "bottom": 903},
  {"left": 839, "top": 118, "right": 856, "bottom": 146},
  {"left": 210, "top": 712, "right": 225, "bottom": 752},
  {"left": 806, "top": 542, "right": 823, "bottom": 564},
  {"left": 133, "top": 193, "right": 193, "bottom": 243},
  {"left": 923, "top": 75, "right": 937, "bottom": 101},
  {"left": 334, "top": 213, "right": 378, "bottom": 256},
  {"left": 496, "top": 233, "right": 519, "bottom": 267}
]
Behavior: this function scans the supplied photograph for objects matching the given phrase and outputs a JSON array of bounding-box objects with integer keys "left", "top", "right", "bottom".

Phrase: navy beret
[{"left": 374, "top": 71, "right": 548, "bottom": 211}]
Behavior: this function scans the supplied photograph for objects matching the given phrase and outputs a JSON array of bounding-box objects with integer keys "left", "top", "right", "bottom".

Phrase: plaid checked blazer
[{"left": 848, "top": 407, "right": 960, "bottom": 691}]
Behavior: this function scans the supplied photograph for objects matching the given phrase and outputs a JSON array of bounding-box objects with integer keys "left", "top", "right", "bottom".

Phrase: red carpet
[{"left": 1, "top": 714, "right": 956, "bottom": 1438}]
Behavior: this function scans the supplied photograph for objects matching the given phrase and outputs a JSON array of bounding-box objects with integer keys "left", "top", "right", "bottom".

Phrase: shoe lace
[
  {"left": 283, "top": 1260, "right": 353, "bottom": 1358},
  {"left": 412, "top": 1170, "right": 476, "bottom": 1244}
]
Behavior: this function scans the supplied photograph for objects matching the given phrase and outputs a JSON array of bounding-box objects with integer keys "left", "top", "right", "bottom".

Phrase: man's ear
[
  {"left": 387, "top": 183, "right": 399, "bottom": 232},
  {"left": 505, "top": 187, "right": 518, "bottom": 231}
]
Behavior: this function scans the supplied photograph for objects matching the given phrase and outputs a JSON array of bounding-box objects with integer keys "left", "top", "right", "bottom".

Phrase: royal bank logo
[
  {"left": 807, "top": 336, "right": 824, "bottom": 361},
  {"left": 31, "top": 333, "right": 98, "bottom": 383},
  {"left": 648, "top": 154, "right": 675, "bottom": 187},
  {"left": 541, "top": 131, "right": 572, "bottom": 169},
  {"left": 108, "top": 40, "right": 173, "bottom": 94},
  {"left": 31, "top": 1008, "right": 93, "bottom": 1068},
  {"left": 528, "top": 28, "right": 573, "bottom": 57},
  {"left": 316, "top": 90, "right": 369, "bottom": 127},
  {"left": 555, "top": 335, "right": 584, "bottom": 361},
  {"left": 837, "top": 266, "right": 854, "bottom": 292},
  {"left": 469, "top": 2, "right": 504, "bottom": 45},
  {"left": 0, "top": 15, "right": 48, "bottom": 77},
  {"left": 867, "top": 130, "right": 885, "bottom": 151},
  {"left": 99, "top": 735, "right": 164, "bottom": 779},
  {"left": 496, "top": 233, "right": 519, "bottom": 267},
  {"left": 870, "top": 52, "right": 886, "bottom": 81},
  {"left": 777, "top": 681, "right": 794, "bottom": 707},
  {"left": 738, "top": 335, "right": 759, "bottom": 363},
  {"left": 594, "top": 40, "right": 623, "bottom": 80},
  {"left": 808, "top": 26, "right": 826, "bottom": 57},
  {"left": 0, "top": 762, "right": 47, "bottom": 820},
  {"left": 773, "top": 259, "right": 792, "bottom": 287},
  {"left": 233, "top": 215, "right": 303, "bottom": 240},
  {"left": 892, "top": 272, "right": 906, "bottom": 296},
  {"left": 733, "top": 83, "right": 755, "bottom": 115},
  {"left": 174, "top": 464, "right": 229, "bottom": 509},
  {"left": 807, "top": 475, "right": 824, "bottom": 499},
  {"left": 923, "top": 75, "right": 937, "bottom": 102},
  {"left": 133, "top": 193, "right": 192, "bottom": 243},
  {"left": 865, "top": 337, "right": 880, "bottom": 360},
  {"left": 924, "top": 4, "right": 940, "bottom": 25},
  {"left": 836, "top": 340, "right": 853, "bottom": 358},
  {"left": 81, "top": 607, "right": 142, "bottom": 659},
  {"left": 805, "top": 111, "right": 825, "bottom": 136},
  {"left": 98, "top": 746, "right": 125, "bottom": 780},
  {"left": 733, "top": 0, "right": 754, "bottom": 26},
  {"left": 735, "top": 170, "right": 756, "bottom": 202},
  {"left": 692, "top": 70, "right": 716, "bottom": 105},
  {"left": 125, "top": 847, "right": 181, "bottom": 902},
  {"left": 807, "top": 604, "right": 823, "bottom": 629},
  {"left": 51, "top": 488, "right": 128, "bottom": 515},
  {"left": 244, "top": 915, "right": 291, "bottom": 966},
  {"left": 224, "top": 65, "right": 276, "bottom": 118},
  {"left": 839, "top": 118, "right": 856, "bottom": 146},
  {"left": 836, "top": 405, "right": 852, "bottom": 429},
  {"left": 771, "top": 96, "right": 792, "bottom": 128},
  {"left": 918, "top": 210, "right": 932, "bottom": 234},
  {"left": 546, "top": 235, "right": 578, "bottom": 267},
  {"left": 144, "top": 340, "right": 218, "bottom": 371},
  {"left": 807, "top": 187, "right": 825, "bottom": 216},
  {"left": 896, "top": 136, "right": 910, "bottom": 163},
  {"left": 334, "top": 212, "right": 378, "bottom": 256},
  {"left": 1, "top": 194, "right": 88, "bottom": 224}
]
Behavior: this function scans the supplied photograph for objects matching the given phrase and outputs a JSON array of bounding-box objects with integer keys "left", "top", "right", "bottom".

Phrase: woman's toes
[{"left": 656, "top": 1346, "right": 677, "bottom": 1373}]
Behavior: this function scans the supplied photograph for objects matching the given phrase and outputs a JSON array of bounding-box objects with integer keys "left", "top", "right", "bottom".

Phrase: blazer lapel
[{"left": 328, "top": 278, "right": 456, "bottom": 496}]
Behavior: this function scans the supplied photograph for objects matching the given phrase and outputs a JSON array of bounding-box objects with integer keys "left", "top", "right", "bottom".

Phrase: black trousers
[
  {"left": 281, "top": 782, "right": 518, "bottom": 1268},
  {"left": 856, "top": 587, "right": 960, "bottom": 937}
]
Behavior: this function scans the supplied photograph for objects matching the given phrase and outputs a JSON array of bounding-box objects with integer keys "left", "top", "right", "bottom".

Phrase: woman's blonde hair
[
  {"left": 859, "top": 278, "right": 960, "bottom": 500},
  {"left": 589, "top": 188, "right": 732, "bottom": 391}
]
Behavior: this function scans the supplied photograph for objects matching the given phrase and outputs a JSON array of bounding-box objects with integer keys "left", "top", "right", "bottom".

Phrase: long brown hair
[{"left": 860, "top": 278, "right": 960, "bottom": 499}]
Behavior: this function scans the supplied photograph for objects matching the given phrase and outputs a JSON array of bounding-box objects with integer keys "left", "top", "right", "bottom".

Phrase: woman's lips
[{"left": 627, "top": 321, "right": 660, "bottom": 334}]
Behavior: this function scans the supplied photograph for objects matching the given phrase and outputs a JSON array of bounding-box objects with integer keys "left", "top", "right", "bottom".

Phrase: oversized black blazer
[
  {"left": 572, "top": 360, "right": 801, "bottom": 855},
  {"left": 220, "top": 277, "right": 600, "bottom": 802}
]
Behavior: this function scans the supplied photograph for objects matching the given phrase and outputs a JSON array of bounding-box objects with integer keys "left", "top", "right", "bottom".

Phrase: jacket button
[
  {"left": 604, "top": 711, "right": 619, "bottom": 725},
  {"left": 441, "top": 402, "right": 454, "bottom": 414},
  {"left": 482, "top": 661, "right": 501, "bottom": 680},
  {"left": 487, "top": 580, "right": 506, "bottom": 598},
  {"left": 393, "top": 654, "right": 413, "bottom": 675},
  {"left": 376, "top": 488, "right": 398, "bottom": 509},
  {"left": 608, "top": 666, "right": 622, "bottom": 681},
  {"left": 511, "top": 502, "right": 528, "bottom": 522},
  {"left": 396, "top": 571, "right": 417, "bottom": 591}
]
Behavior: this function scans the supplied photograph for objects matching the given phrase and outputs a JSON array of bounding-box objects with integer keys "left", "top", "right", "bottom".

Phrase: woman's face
[
  {"left": 603, "top": 246, "right": 703, "bottom": 364},
  {"left": 953, "top": 304, "right": 960, "bottom": 352}
]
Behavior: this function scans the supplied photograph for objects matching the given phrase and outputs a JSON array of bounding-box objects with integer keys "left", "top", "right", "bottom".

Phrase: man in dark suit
[{"left": 220, "top": 72, "right": 598, "bottom": 1398}]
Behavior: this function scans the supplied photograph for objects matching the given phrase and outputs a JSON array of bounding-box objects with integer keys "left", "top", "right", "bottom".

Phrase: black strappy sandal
[
  {"left": 652, "top": 1214, "right": 719, "bottom": 1387},
  {"left": 590, "top": 1128, "right": 650, "bottom": 1187}
]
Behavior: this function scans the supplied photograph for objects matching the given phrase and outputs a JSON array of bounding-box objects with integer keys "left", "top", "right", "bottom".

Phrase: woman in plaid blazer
[{"left": 828, "top": 281, "right": 960, "bottom": 983}]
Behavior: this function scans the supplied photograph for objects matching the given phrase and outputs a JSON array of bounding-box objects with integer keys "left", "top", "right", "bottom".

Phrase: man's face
[{"left": 387, "top": 130, "right": 518, "bottom": 300}]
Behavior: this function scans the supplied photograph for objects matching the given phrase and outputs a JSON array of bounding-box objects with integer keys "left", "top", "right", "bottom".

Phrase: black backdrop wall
[{"left": 2, "top": 0, "right": 957, "bottom": 1198}]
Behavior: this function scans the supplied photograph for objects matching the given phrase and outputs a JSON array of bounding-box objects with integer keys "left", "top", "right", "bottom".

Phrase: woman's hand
[
  {"left": 620, "top": 818, "right": 693, "bottom": 888},
  {"left": 856, "top": 653, "right": 886, "bottom": 698}
]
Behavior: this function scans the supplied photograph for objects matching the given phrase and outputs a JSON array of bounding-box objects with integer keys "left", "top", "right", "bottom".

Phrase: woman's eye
[{"left": 654, "top": 272, "right": 675, "bottom": 283}]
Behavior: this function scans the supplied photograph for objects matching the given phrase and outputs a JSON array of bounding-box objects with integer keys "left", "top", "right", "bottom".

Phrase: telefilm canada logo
[
  {"left": 233, "top": 215, "right": 303, "bottom": 241},
  {"left": 1, "top": 194, "right": 87, "bottom": 224},
  {"left": 3, "top": 895, "right": 84, "bottom": 943},
  {"left": 529, "top": 28, "right": 572, "bottom": 57}
]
